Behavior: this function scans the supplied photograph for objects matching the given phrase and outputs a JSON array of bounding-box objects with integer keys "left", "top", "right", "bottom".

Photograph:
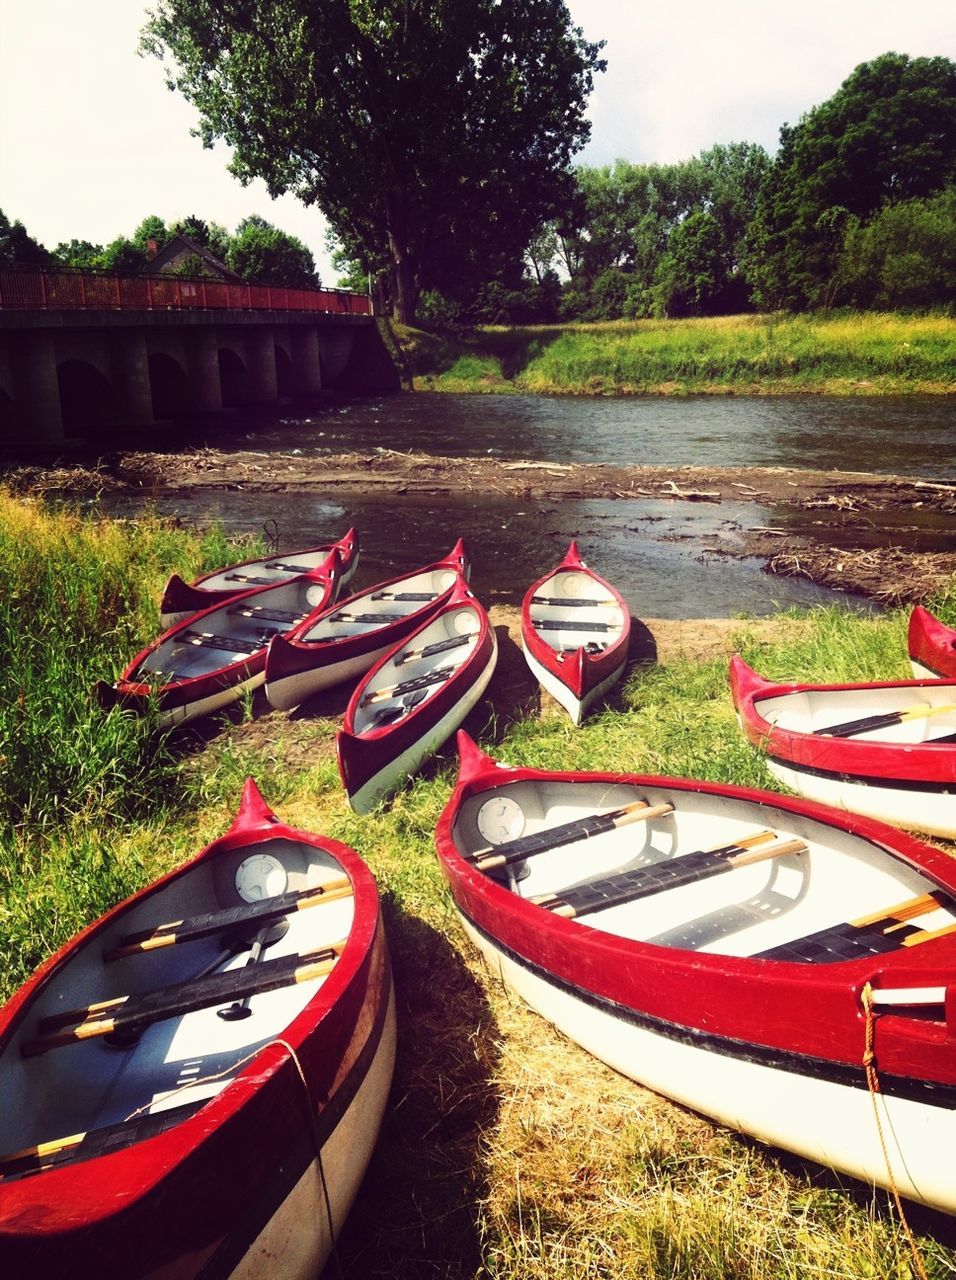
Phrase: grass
[
  {"left": 2, "top": 488, "right": 955, "bottom": 1277},
  {"left": 395, "top": 311, "right": 956, "bottom": 396}
]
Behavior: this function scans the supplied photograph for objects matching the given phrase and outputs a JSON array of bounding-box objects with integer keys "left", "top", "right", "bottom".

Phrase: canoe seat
[
  {"left": 0, "top": 1100, "right": 203, "bottom": 1182},
  {"left": 226, "top": 605, "right": 305, "bottom": 624},
  {"left": 179, "top": 630, "right": 262, "bottom": 655},
  {"left": 224, "top": 573, "right": 275, "bottom": 585},
  {"left": 370, "top": 591, "right": 437, "bottom": 602},
  {"left": 105, "top": 877, "right": 354, "bottom": 960},
  {"left": 264, "top": 561, "right": 312, "bottom": 573},
  {"left": 329, "top": 611, "right": 405, "bottom": 625},
  {"left": 757, "top": 890, "right": 953, "bottom": 963},
  {"left": 22, "top": 942, "right": 345, "bottom": 1057},
  {"left": 534, "top": 619, "right": 619, "bottom": 634},
  {"left": 531, "top": 596, "right": 614, "bottom": 608}
]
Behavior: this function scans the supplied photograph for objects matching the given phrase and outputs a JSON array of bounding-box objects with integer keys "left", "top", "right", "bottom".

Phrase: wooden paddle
[
  {"left": 394, "top": 633, "right": 471, "bottom": 667},
  {"left": 468, "top": 799, "right": 674, "bottom": 872},
  {"left": 104, "top": 875, "right": 353, "bottom": 961},
  {"left": 361, "top": 664, "right": 457, "bottom": 707},
  {"left": 814, "top": 702, "right": 956, "bottom": 739},
  {"left": 531, "top": 596, "right": 618, "bottom": 608},
  {"left": 533, "top": 832, "right": 805, "bottom": 917},
  {"left": 23, "top": 941, "right": 348, "bottom": 1057}
]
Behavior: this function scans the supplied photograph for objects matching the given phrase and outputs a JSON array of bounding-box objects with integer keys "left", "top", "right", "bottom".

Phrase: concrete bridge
[{"left": 0, "top": 267, "right": 397, "bottom": 448}]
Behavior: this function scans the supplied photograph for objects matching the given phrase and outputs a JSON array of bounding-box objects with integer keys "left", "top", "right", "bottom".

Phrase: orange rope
[{"left": 860, "top": 983, "right": 929, "bottom": 1280}]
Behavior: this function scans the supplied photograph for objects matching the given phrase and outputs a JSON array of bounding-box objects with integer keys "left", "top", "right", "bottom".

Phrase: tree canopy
[
  {"left": 142, "top": 0, "right": 605, "bottom": 323},
  {"left": 748, "top": 52, "right": 956, "bottom": 309}
]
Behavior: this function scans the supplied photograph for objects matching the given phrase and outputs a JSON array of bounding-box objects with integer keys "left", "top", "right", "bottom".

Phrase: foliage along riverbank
[
  {"left": 2, "top": 488, "right": 956, "bottom": 1278},
  {"left": 391, "top": 311, "right": 956, "bottom": 396}
]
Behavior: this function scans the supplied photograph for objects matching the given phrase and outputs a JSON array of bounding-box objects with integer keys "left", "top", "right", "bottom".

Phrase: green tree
[
  {"left": 142, "top": 1, "right": 604, "bottom": 323},
  {"left": 227, "top": 216, "right": 318, "bottom": 286},
  {"left": 0, "top": 210, "right": 51, "bottom": 266},
  {"left": 836, "top": 191, "right": 956, "bottom": 309},
  {"left": 749, "top": 52, "right": 956, "bottom": 310},
  {"left": 52, "top": 239, "right": 105, "bottom": 269}
]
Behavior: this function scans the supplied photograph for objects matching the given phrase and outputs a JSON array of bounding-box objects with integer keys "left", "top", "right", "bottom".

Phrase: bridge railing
[{"left": 0, "top": 265, "right": 373, "bottom": 316}]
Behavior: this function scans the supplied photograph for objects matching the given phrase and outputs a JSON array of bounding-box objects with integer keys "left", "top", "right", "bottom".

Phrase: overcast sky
[{"left": 1, "top": 1, "right": 953, "bottom": 282}]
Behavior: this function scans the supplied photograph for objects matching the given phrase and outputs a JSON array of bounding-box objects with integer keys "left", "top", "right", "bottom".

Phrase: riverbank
[
  {"left": 9, "top": 449, "right": 955, "bottom": 603},
  {"left": 390, "top": 312, "right": 956, "bottom": 396},
  {"left": 2, "top": 486, "right": 954, "bottom": 1277}
]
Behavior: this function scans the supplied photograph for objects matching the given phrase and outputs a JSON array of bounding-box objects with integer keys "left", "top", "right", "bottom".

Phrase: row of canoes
[
  {"left": 2, "top": 534, "right": 955, "bottom": 1274},
  {"left": 97, "top": 534, "right": 634, "bottom": 812}
]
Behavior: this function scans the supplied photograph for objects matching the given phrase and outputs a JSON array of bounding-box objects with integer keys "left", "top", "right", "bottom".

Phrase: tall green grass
[{"left": 398, "top": 312, "right": 956, "bottom": 395}]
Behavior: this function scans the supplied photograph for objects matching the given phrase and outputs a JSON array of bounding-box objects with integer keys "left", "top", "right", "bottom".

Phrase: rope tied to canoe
[
  {"left": 120, "top": 1036, "right": 340, "bottom": 1275},
  {"left": 859, "top": 983, "right": 929, "bottom": 1280}
]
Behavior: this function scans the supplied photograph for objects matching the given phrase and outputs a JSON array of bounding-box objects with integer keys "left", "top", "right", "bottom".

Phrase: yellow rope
[
  {"left": 860, "top": 983, "right": 929, "bottom": 1280},
  {"left": 124, "top": 1036, "right": 341, "bottom": 1276}
]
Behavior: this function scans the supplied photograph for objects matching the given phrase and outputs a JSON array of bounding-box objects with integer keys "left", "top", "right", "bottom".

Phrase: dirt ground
[{"left": 7, "top": 447, "right": 955, "bottom": 603}]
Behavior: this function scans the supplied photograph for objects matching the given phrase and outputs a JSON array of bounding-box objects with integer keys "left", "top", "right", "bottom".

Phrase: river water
[{"left": 102, "top": 392, "right": 956, "bottom": 618}]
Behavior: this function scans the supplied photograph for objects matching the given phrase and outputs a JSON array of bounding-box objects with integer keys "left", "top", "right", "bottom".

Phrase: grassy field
[
  {"left": 393, "top": 311, "right": 956, "bottom": 396},
  {"left": 2, "top": 488, "right": 955, "bottom": 1278}
]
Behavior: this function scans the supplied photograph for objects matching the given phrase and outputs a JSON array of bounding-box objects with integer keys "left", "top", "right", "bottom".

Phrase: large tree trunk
[{"left": 388, "top": 228, "right": 419, "bottom": 325}]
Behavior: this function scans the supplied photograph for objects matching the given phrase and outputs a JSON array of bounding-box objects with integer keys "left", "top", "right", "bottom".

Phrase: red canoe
[
  {"left": 159, "top": 528, "right": 358, "bottom": 629},
  {"left": 265, "top": 539, "right": 470, "bottom": 712},
  {"left": 435, "top": 732, "right": 956, "bottom": 1214},
  {"left": 99, "top": 554, "right": 341, "bottom": 727},
  {"left": 0, "top": 779, "right": 395, "bottom": 1277},
  {"left": 909, "top": 605, "right": 956, "bottom": 679},
  {"left": 520, "top": 541, "right": 631, "bottom": 725},
  {"left": 730, "top": 655, "right": 956, "bottom": 838},
  {"left": 336, "top": 580, "right": 497, "bottom": 813}
]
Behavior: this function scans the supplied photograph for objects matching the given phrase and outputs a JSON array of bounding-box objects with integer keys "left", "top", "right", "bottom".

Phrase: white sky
[{"left": 1, "top": 1, "right": 953, "bottom": 283}]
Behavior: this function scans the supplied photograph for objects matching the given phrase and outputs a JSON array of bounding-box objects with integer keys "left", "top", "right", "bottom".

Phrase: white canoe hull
[
  {"left": 230, "top": 984, "right": 396, "bottom": 1279},
  {"left": 459, "top": 917, "right": 954, "bottom": 1214}
]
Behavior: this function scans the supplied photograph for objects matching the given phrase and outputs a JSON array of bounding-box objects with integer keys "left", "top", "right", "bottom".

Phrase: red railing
[{"left": 0, "top": 265, "right": 373, "bottom": 316}]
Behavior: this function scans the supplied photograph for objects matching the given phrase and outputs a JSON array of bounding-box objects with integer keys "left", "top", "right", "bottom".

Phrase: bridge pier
[
  {"left": 245, "top": 329, "right": 279, "bottom": 404},
  {"left": 15, "top": 332, "right": 65, "bottom": 445},
  {"left": 291, "top": 327, "right": 323, "bottom": 396},
  {"left": 111, "top": 331, "right": 154, "bottom": 427},
  {"left": 187, "top": 330, "right": 224, "bottom": 414}
]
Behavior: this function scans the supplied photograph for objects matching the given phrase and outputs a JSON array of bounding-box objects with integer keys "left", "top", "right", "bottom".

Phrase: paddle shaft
[
  {"left": 25, "top": 941, "right": 347, "bottom": 1056},
  {"left": 816, "top": 701, "right": 956, "bottom": 739},
  {"left": 471, "top": 801, "right": 674, "bottom": 872},
  {"left": 537, "top": 833, "right": 804, "bottom": 919},
  {"left": 395, "top": 632, "right": 471, "bottom": 667},
  {"left": 362, "top": 664, "right": 457, "bottom": 706},
  {"left": 105, "top": 876, "right": 353, "bottom": 960}
]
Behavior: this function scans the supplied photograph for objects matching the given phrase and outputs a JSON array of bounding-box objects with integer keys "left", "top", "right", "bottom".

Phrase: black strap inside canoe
[
  {"left": 25, "top": 945, "right": 341, "bottom": 1056},
  {"left": 328, "top": 611, "right": 405, "bottom": 625},
  {"left": 265, "top": 561, "right": 312, "bottom": 573},
  {"left": 226, "top": 605, "right": 304, "bottom": 624},
  {"left": 533, "top": 619, "right": 616, "bottom": 633},
  {"left": 0, "top": 1100, "right": 204, "bottom": 1181},
  {"left": 224, "top": 573, "right": 274, "bottom": 584},
  {"left": 395, "top": 633, "right": 471, "bottom": 666},
  {"left": 370, "top": 591, "right": 437, "bottom": 602},
  {"left": 531, "top": 596, "right": 611, "bottom": 608},
  {"left": 179, "top": 630, "right": 262, "bottom": 655},
  {"left": 106, "top": 881, "right": 348, "bottom": 960}
]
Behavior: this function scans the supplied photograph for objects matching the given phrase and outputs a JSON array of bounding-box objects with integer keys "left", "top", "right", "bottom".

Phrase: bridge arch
[
  {"left": 217, "top": 348, "right": 249, "bottom": 408},
  {"left": 57, "top": 359, "right": 115, "bottom": 434},
  {"left": 148, "top": 353, "right": 192, "bottom": 420}
]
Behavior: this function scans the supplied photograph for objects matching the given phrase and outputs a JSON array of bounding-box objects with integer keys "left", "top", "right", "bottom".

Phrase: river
[{"left": 99, "top": 392, "right": 956, "bottom": 618}]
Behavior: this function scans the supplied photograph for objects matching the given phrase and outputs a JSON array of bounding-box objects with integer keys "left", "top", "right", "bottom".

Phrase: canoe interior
[
  {"left": 351, "top": 602, "right": 483, "bottom": 735},
  {"left": 451, "top": 779, "right": 953, "bottom": 959},
  {"left": 756, "top": 685, "right": 956, "bottom": 745},
  {"left": 299, "top": 565, "right": 463, "bottom": 644},
  {"left": 137, "top": 578, "right": 334, "bottom": 682},
  {"left": 199, "top": 546, "right": 341, "bottom": 593},
  {"left": 0, "top": 837, "right": 353, "bottom": 1160},
  {"left": 528, "top": 568, "right": 625, "bottom": 655}
]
